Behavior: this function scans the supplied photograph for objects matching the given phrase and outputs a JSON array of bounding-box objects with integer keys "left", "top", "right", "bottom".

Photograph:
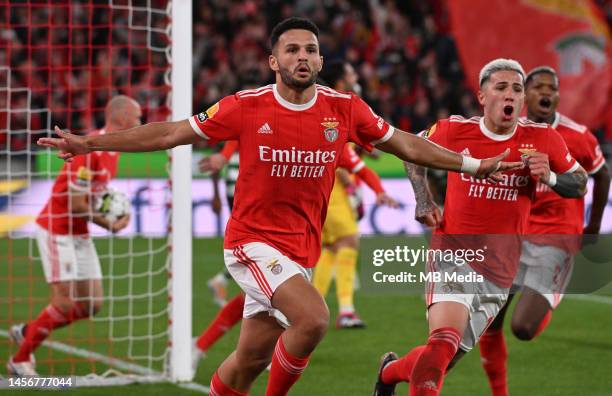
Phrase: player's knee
[
  {"left": 510, "top": 321, "right": 537, "bottom": 341},
  {"left": 75, "top": 299, "right": 103, "bottom": 317},
  {"left": 90, "top": 299, "right": 103, "bottom": 316},
  {"left": 51, "top": 297, "right": 77, "bottom": 315},
  {"left": 236, "top": 351, "right": 271, "bottom": 374},
  {"left": 305, "top": 315, "right": 329, "bottom": 341},
  {"left": 297, "top": 309, "right": 329, "bottom": 342}
]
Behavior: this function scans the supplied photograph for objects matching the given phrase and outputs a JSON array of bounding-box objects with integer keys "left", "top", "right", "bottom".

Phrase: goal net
[{"left": 0, "top": 0, "right": 193, "bottom": 387}]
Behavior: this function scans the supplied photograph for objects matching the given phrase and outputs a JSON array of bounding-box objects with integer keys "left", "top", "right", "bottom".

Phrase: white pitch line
[
  {"left": 0, "top": 329, "right": 209, "bottom": 393},
  {"left": 566, "top": 294, "right": 612, "bottom": 304}
]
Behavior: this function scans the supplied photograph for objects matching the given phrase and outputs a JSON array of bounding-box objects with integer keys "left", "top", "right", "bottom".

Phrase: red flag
[{"left": 448, "top": 0, "right": 612, "bottom": 129}]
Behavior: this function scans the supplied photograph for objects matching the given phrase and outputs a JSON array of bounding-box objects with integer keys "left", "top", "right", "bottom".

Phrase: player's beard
[{"left": 279, "top": 64, "right": 318, "bottom": 90}]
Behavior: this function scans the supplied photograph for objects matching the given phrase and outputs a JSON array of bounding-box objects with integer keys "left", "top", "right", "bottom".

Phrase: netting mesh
[{"left": 1, "top": 0, "right": 175, "bottom": 382}]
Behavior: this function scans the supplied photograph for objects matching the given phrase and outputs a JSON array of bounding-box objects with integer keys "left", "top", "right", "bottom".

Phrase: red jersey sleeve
[
  {"left": 189, "top": 95, "right": 241, "bottom": 141},
  {"left": 67, "top": 154, "right": 95, "bottom": 192},
  {"left": 338, "top": 145, "right": 385, "bottom": 193},
  {"left": 220, "top": 140, "right": 239, "bottom": 161},
  {"left": 576, "top": 130, "right": 605, "bottom": 174},
  {"left": 546, "top": 126, "right": 578, "bottom": 174},
  {"left": 338, "top": 145, "right": 365, "bottom": 173},
  {"left": 355, "top": 167, "right": 385, "bottom": 194},
  {"left": 349, "top": 95, "right": 394, "bottom": 151}
]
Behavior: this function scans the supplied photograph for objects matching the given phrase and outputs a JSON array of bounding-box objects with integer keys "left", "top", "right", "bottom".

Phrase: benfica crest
[
  {"left": 267, "top": 259, "right": 283, "bottom": 275},
  {"left": 321, "top": 120, "right": 339, "bottom": 142},
  {"left": 518, "top": 143, "right": 537, "bottom": 164}
]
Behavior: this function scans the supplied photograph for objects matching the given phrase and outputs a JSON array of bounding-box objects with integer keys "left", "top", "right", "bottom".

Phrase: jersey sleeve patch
[{"left": 423, "top": 123, "right": 437, "bottom": 139}]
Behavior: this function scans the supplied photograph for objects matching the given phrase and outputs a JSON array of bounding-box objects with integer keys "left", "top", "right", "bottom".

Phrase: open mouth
[
  {"left": 539, "top": 97, "right": 552, "bottom": 108},
  {"left": 296, "top": 64, "right": 310, "bottom": 75},
  {"left": 503, "top": 105, "right": 514, "bottom": 117}
]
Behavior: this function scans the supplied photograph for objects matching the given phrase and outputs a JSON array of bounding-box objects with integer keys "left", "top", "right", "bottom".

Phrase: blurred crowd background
[{"left": 1, "top": 0, "right": 611, "bottom": 156}]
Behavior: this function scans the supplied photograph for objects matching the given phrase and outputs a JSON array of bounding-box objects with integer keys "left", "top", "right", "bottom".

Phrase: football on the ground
[{"left": 95, "top": 189, "right": 131, "bottom": 222}]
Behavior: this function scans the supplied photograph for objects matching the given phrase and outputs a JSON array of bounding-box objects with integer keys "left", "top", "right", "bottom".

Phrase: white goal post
[{"left": 169, "top": 0, "right": 193, "bottom": 383}]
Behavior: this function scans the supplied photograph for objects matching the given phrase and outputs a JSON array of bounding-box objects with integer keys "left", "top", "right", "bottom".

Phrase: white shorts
[
  {"left": 425, "top": 259, "right": 509, "bottom": 352},
  {"left": 35, "top": 224, "right": 102, "bottom": 283},
  {"left": 514, "top": 240, "right": 573, "bottom": 309},
  {"left": 224, "top": 242, "right": 313, "bottom": 328}
]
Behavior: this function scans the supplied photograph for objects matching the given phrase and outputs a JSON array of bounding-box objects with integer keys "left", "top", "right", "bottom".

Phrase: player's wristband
[
  {"left": 546, "top": 171, "right": 557, "bottom": 187},
  {"left": 461, "top": 156, "right": 481, "bottom": 175}
]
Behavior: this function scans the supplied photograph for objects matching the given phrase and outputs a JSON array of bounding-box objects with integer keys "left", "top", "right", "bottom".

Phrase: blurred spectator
[
  {"left": 1, "top": 1, "right": 171, "bottom": 154},
  {"left": 192, "top": 0, "right": 491, "bottom": 137}
]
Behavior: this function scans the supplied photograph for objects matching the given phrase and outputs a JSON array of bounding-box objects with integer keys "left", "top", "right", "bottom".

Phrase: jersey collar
[
  {"left": 551, "top": 112, "right": 560, "bottom": 129},
  {"left": 272, "top": 84, "right": 318, "bottom": 111},
  {"left": 479, "top": 117, "right": 517, "bottom": 142}
]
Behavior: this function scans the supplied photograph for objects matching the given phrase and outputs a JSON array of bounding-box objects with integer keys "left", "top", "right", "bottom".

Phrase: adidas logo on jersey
[
  {"left": 461, "top": 148, "right": 471, "bottom": 156},
  {"left": 258, "top": 123, "right": 273, "bottom": 134}
]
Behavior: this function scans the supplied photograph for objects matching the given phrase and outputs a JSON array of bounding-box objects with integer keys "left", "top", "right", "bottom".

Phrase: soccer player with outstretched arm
[
  {"left": 39, "top": 18, "right": 520, "bottom": 396},
  {"left": 373, "top": 59, "right": 587, "bottom": 396}
]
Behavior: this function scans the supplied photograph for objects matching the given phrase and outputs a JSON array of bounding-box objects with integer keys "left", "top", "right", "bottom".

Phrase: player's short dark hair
[
  {"left": 318, "top": 60, "right": 346, "bottom": 87},
  {"left": 525, "top": 66, "right": 559, "bottom": 86},
  {"left": 269, "top": 17, "right": 319, "bottom": 50}
]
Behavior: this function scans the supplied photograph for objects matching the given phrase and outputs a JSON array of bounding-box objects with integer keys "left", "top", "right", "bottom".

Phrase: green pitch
[{"left": 1, "top": 236, "right": 611, "bottom": 395}]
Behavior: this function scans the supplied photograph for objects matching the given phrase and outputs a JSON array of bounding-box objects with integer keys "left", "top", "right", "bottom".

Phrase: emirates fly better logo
[{"left": 462, "top": 144, "right": 531, "bottom": 201}]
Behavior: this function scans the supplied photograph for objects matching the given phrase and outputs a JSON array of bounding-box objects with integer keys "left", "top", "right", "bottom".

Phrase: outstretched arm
[
  {"left": 376, "top": 129, "right": 522, "bottom": 178},
  {"left": 38, "top": 120, "right": 199, "bottom": 161}
]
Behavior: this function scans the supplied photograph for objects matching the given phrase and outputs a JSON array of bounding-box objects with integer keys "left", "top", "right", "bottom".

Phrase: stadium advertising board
[{"left": 8, "top": 179, "right": 612, "bottom": 237}]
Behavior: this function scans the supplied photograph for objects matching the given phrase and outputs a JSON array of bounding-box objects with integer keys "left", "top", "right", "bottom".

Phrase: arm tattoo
[
  {"left": 552, "top": 171, "right": 587, "bottom": 198},
  {"left": 404, "top": 161, "right": 437, "bottom": 218}
]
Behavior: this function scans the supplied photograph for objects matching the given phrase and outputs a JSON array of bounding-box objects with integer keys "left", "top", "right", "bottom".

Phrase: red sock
[
  {"left": 409, "top": 327, "right": 461, "bottom": 396},
  {"left": 265, "top": 337, "right": 310, "bottom": 396},
  {"left": 381, "top": 345, "right": 425, "bottom": 384},
  {"left": 197, "top": 294, "right": 245, "bottom": 352},
  {"left": 209, "top": 371, "right": 247, "bottom": 396},
  {"left": 479, "top": 328, "right": 508, "bottom": 396},
  {"left": 14, "top": 304, "right": 88, "bottom": 362},
  {"left": 534, "top": 310, "right": 552, "bottom": 338}
]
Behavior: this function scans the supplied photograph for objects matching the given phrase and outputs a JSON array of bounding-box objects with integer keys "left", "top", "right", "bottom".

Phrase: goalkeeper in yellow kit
[{"left": 314, "top": 61, "right": 399, "bottom": 328}]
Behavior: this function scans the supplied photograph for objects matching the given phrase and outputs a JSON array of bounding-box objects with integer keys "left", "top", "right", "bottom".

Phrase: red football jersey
[
  {"left": 189, "top": 84, "right": 394, "bottom": 267},
  {"left": 528, "top": 113, "right": 605, "bottom": 248},
  {"left": 37, "top": 130, "right": 120, "bottom": 235},
  {"left": 425, "top": 116, "right": 578, "bottom": 287}
]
